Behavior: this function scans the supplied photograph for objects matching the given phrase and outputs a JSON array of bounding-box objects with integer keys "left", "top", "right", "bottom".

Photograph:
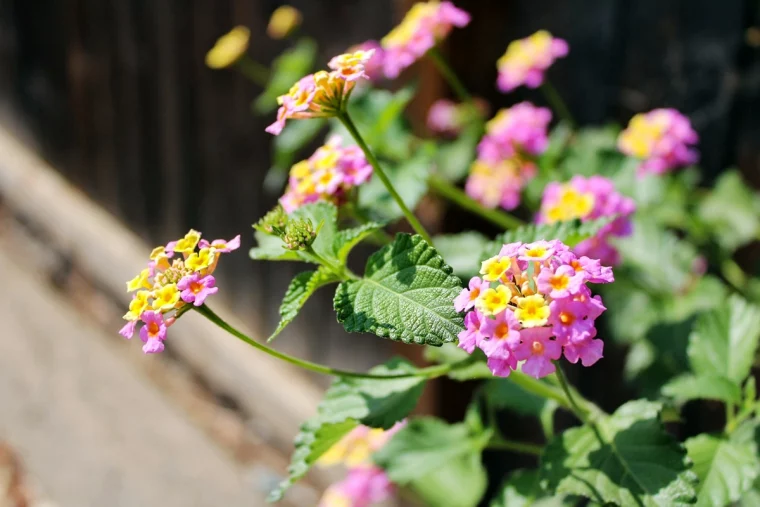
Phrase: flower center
[
  {"left": 525, "top": 247, "right": 546, "bottom": 258},
  {"left": 495, "top": 323, "right": 509, "bottom": 339},
  {"left": 190, "top": 281, "right": 203, "bottom": 294},
  {"left": 147, "top": 322, "right": 160, "bottom": 336},
  {"left": 559, "top": 311, "right": 574, "bottom": 325},
  {"left": 469, "top": 288, "right": 481, "bottom": 301},
  {"left": 531, "top": 340, "right": 545, "bottom": 355},
  {"left": 550, "top": 274, "right": 569, "bottom": 290}
]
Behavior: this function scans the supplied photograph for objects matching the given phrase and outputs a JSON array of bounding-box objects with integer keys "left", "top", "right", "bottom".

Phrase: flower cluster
[
  {"left": 538, "top": 176, "right": 636, "bottom": 266},
  {"left": 455, "top": 240, "right": 613, "bottom": 378},
  {"left": 617, "top": 108, "right": 699, "bottom": 175},
  {"left": 426, "top": 98, "right": 488, "bottom": 136},
  {"left": 496, "top": 30, "right": 568, "bottom": 93},
  {"left": 380, "top": 1, "right": 470, "bottom": 79},
  {"left": 266, "top": 50, "right": 376, "bottom": 135},
  {"left": 465, "top": 102, "right": 551, "bottom": 210},
  {"left": 347, "top": 40, "right": 386, "bottom": 82},
  {"left": 279, "top": 136, "right": 372, "bottom": 212},
  {"left": 318, "top": 422, "right": 405, "bottom": 507},
  {"left": 120, "top": 230, "right": 240, "bottom": 353}
]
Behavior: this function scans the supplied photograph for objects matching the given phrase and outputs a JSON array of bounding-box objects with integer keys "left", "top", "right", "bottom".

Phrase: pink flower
[
  {"left": 478, "top": 102, "right": 552, "bottom": 161},
  {"left": 119, "top": 320, "right": 137, "bottom": 339},
  {"left": 563, "top": 337, "right": 604, "bottom": 367},
  {"left": 319, "top": 466, "right": 395, "bottom": 507},
  {"left": 496, "top": 31, "right": 568, "bottom": 93},
  {"left": 348, "top": 40, "right": 385, "bottom": 82},
  {"left": 548, "top": 299, "right": 596, "bottom": 345},
  {"left": 177, "top": 273, "right": 218, "bottom": 306},
  {"left": 199, "top": 235, "right": 241, "bottom": 253},
  {"left": 537, "top": 265, "right": 584, "bottom": 299},
  {"left": 513, "top": 327, "right": 562, "bottom": 378},
  {"left": 518, "top": 240, "right": 555, "bottom": 262},
  {"left": 139, "top": 310, "right": 167, "bottom": 354},
  {"left": 454, "top": 276, "right": 490, "bottom": 312},
  {"left": 618, "top": 108, "right": 699, "bottom": 175},
  {"left": 465, "top": 157, "right": 536, "bottom": 211},
  {"left": 457, "top": 310, "right": 487, "bottom": 353},
  {"left": 381, "top": 1, "right": 470, "bottom": 79},
  {"left": 479, "top": 310, "right": 521, "bottom": 377}
]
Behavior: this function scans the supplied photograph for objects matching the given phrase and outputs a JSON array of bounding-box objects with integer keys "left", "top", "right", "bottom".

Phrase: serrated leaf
[
  {"left": 269, "top": 268, "right": 340, "bottom": 341},
  {"left": 332, "top": 222, "right": 385, "bottom": 264},
  {"left": 662, "top": 374, "right": 742, "bottom": 404},
  {"left": 540, "top": 400, "right": 697, "bottom": 506},
  {"left": 334, "top": 233, "right": 464, "bottom": 345},
  {"left": 254, "top": 38, "right": 317, "bottom": 114},
  {"left": 433, "top": 231, "right": 490, "bottom": 280},
  {"left": 687, "top": 294, "right": 760, "bottom": 384},
  {"left": 698, "top": 170, "right": 760, "bottom": 252},
  {"left": 268, "top": 358, "right": 426, "bottom": 502},
  {"left": 686, "top": 433, "right": 760, "bottom": 506},
  {"left": 491, "top": 469, "right": 569, "bottom": 507}
]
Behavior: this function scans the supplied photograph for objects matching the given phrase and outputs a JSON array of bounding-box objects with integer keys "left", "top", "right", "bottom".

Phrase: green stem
[
  {"left": 235, "top": 55, "right": 270, "bottom": 87},
  {"left": 508, "top": 371, "right": 572, "bottom": 411},
  {"left": 428, "top": 174, "right": 525, "bottom": 230},
  {"left": 427, "top": 47, "right": 472, "bottom": 103},
  {"left": 540, "top": 81, "right": 575, "bottom": 127},
  {"left": 487, "top": 437, "right": 543, "bottom": 456},
  {"left": 726, "top": 402, "right": 736, "bottom": 431},
  {"left": 303, "top": 246, "right": 358, "bottom": 280},
  {"left": 338, "top": 112, "right": 433, "bottom": 244},
  {"left": 554, "top": 363, "right": 589, "bottom": 423},
  {"left": 196, "top": 304, "right": 464, "bottom": 380}
]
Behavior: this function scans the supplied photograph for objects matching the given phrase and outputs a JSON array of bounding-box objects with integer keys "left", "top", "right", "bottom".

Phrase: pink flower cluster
[
  {"left": 119, "top": 230, "right": 240, "bottom": 353},
  {"left": 617, "top": 108, "right": 699, "bottom": 175},
  {"left": 465, "top": 102, "right": 551, "bottom": 210},
  {"left": 426, "top": 98, "right": 489, "bottom": 136},
  {"left": 318, "top": 422, "right": 405, "bottom": 507},
  {"left": 266, "top": 50, "right": 375, "bottom": 135},
  {"left": 380, "top": 1, "right": 470, "bottom": 79},
  {"left": 347, "top": 41, "right": 386, "bottom": 82},
  {"left": 279, "top": 136, "right": 372, "bottom": 212},
  {"left": 497, "top": 30, "right": 568, "bottom": 93},
  {"left": 455, "top": 240, "right": 613, "bottom": 378},
  {"left": 538, "top": 176, "right": 636, "bottom": 266}
]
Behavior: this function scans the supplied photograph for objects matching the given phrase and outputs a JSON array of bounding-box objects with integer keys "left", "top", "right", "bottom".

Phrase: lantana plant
[{"left": 123, "top": 2, "right": 760, "bottom": 505}]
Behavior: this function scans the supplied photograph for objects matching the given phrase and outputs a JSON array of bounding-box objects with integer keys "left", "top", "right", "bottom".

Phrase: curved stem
[
  {"left": 428, "top": 174, "right": 525, "bottom": 230},
  {"left": 338, "top": 113, "right": 433, "bottom": 244},
  {"left": 196, "top": 304, "right": 463, "bottom": 380},
  {"left": 540, "top": 81, "right": 575, "bottom": 127},
  {"left": 554, "top": 363, "right": 589, "bottom": 424},
  {"left": 487, "top": 437, "right": 543, "bottom": 456},
  {"left": 427, "top": 47, "right": 472, "bottom": 103}
]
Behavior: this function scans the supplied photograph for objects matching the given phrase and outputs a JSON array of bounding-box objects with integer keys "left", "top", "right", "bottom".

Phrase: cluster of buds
[
  {"left": 465, "top": 102, "right": 551, "bottom": 210},
  {"left": 496, "top": 30, "right": 568, "bottom": 93},
  {"left": 318, "top": 422, "right": 405, "bottom": 507},
  {"left": 254, "top": 205, "right": 317, "bottom": 251},
  {"left": 426, "top": 98, "right": 489, "bottom": 136},
  {"left": 279, "top": 136, "right": 372, "bottom": 212},
  {"left": 266, "top": 50, "right": 376, "bottom": 135},
  {"left": 538, "top": 176, "right": 636, "bottom": 266},
  {"left": 380, "top": 1, "right": 470, "bottom": 79},
  {"left": 120, "top": 230, "right": 240, "bottom": 353},
  {"left": 455, "top": 240, "right": 613, "bottom": 378},
  {"left": 617, "top": 108, "right": 699, "bottom": 175}
]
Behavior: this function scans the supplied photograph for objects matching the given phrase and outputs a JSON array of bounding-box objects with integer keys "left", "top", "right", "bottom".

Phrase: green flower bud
[
  {"left": 254, "top": 205, "right": 288, "bottom": 236},
  {"left": 282, "top": 218, "right": 316, "bottom": 251}
]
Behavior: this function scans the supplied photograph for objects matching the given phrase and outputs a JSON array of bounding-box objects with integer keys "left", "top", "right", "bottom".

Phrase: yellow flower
[
  {"left": 149, "top": 246, "right": 171, "bottom": 270},
  {"left": 480, "top": 256, "right": 512, "bottom": 282},
  {"left": 514, "top": 294, "right": 550, "bottom": 328},
  {"left": 290, "top": 160, "right": 312, "bottom": 180},
  {"left": 124, "top": 290, "right": 151, "bottom": 320},
  {"left": 152, "top": 284, "right": 180, "bottom": 312},
  {"left": 318, "top": 427, "right": 386, "bottom": 467},
  {"left": 267, "top": 5, "right": 302, "bottom": 39},
  {"left": 185, "top": 247, "right": 215, "bottom": 272},
  {"left": 544, "top": 187, "right": 595, "bottom": 223},
  {"left": 205, "top": 26, "right": 250, "bottom": 69},
  {"left": 476, "top": 285, "right": 511, "bottom": 317},
  {"left": 173, "top": 229, "right": 201, "bottom": 254},
  {"left": 126, "top": 268, "right": 152, "bottom": 292}
]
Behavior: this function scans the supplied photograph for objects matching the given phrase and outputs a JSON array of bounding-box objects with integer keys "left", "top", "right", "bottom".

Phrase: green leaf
[
  {"left": 687, "top": 294, "right": 760, "bottom": 384},
  {"left": 249, "top": 230, "right": 301, "bottom": 261},
  {"left": 269, "top": 268, "right": 340, "bottom": 341},
  {"left": 411, "top": 450, "right": 488, "bottom": 507},
  {"left": 491, "top": 469, "right": 569, "bottom": 507},
  {"left": 436, "top": 123, "right": 482, "bottom": 181},
  {"left": 434, "top": 231, "right": 490, "bottom": 280},
  {"left": 290, "top": 201, "right": 339, "bottom": 261},
  {"left": 332, "top": 222, "right": 385, "bottom": 264},
  {"left": 540, "top": 400, "right": 697, "bottom": 506},
  {"left": 662, "top": 374, "right": 742, "bottom": 404},
  {"left": 686, "top": 433, "right": 760, "bottom": 506},
  {"left": 334, "top": 233, "right": 464, "bottom": 346},
  {"left": 485, "top": 379, "right": 559, "bottom": 437},
  {"left": 254, "top": 38, "right": 317, "bottom": 114},
  {"left": 698, "top": 170, "right": 760, "bottom": 252},
  {"left": 423, "top": 343, "right": 492, "bottom": 380},
  {"left": 268, "top": 358, "right": 426, "bottom": 502},
  {"left": 561, "top": 125, "right": 623, "bottom": 178}
]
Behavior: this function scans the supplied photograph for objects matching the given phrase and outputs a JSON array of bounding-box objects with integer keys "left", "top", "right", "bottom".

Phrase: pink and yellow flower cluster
[
  {"left": 455, "top": 240, "right": 613, "bottom": 378},
  {"left": 266, "top": 50, "right": 376, "bottom": 135},
  {"left": 318, "top": 422, "right": 404, "bottom": 507},
  {"left": 119, "top": 230, "right": 240, "bottom": 353},
  {"left": 279, "top": 136, "right": 372, "bottom": 212},
  {"left": 618, "top": 108, "right": 699, "bottom": 175},
  {"left": 496, "top": 30, "right": 568, "bottom": 93},
  {"left": 380, "top": 1, "right": 470, "bottom": 78},
  {"left": 465, "top": 102, "right": 551, "bottom": 210},
  {"left": 538, "top": 176, "right": 636, "bottom": 266},
  {"left": 426, "top": 98, "right": 489, "bottom": 136}
]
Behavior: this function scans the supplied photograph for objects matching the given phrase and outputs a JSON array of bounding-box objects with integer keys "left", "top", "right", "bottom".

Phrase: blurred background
[{"left": 1, "top": 0, "right": 759, "bottom": 505}]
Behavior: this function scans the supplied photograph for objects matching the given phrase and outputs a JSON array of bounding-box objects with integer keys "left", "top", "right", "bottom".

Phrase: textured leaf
[
  {"left": 254, "top": 38, "right": 317, "bottom": 113},
  {"left": 269, "top": 268, "right": 340, "bottom": 341},
  {"left": 411, "top": 450, "right": 488, "bottom": 507},
  {"left": 686, "top": 433, "right": 759, "bottom": 506},
  {"left": 334, "top": 234, "right": 464, "bottom": 345},
  {"left": 268, "top": 358, "right": 426, "bottom": 501},
  {"left": 540, "top": 400, "right": 697, "bottom": 506},
  {"left": 662, "top": 374, "right": 742, "bottom": 404},
  {"left": 491, "top": 469, "right": 569, "bottom": 507},
  {"left": 698, "top": 170, "right": 760, "bottom": 252},
  {"left": 687, "top": 294, "right": 760, "bottom": 384},
  {"left": 332, "top": 222, "right": 385, "bottom": 264}
]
